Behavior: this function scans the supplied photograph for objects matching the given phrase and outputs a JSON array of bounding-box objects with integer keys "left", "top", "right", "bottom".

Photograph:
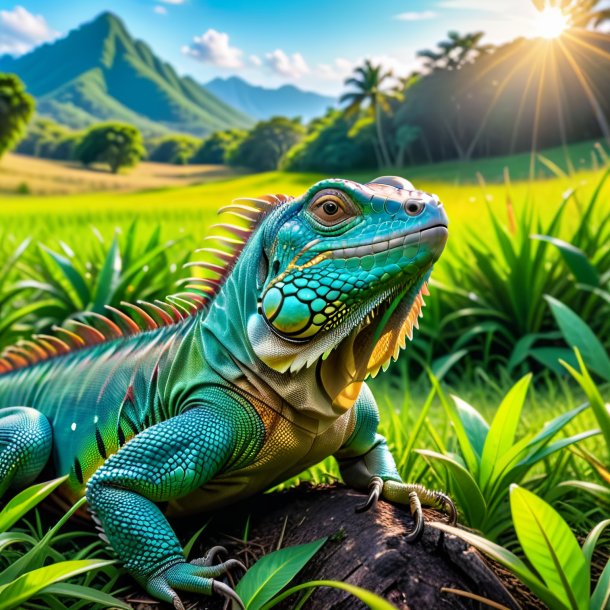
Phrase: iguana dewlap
[{"left": 0, "top": 176, "right": 453, "bottom": 609}]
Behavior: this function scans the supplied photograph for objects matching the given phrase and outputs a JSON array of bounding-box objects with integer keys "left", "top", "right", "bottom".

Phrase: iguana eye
[{"left": 308, "top": 192, "right": 357, "bottom": 227}]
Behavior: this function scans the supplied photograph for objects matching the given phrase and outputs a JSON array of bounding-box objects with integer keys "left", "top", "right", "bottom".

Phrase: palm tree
[
  {"left": 531, "top": 0, "right": 610, "bottom": 28},
  {"left": 417, "top": 31, "right": 491, "bottom": 72},
  {"left": 340, "top": 60, "right": 394, "bottom": 168}
]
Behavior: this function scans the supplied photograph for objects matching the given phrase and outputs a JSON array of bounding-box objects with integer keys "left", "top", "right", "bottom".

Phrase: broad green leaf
[
  {"left": 40, "top": 583, "right": 131, "bottom": 610},
  {"left": 430, "top": 349, "right": 468, "bottom": 380},
  {"left": 591, "top": 558, "right": 610, "bottom": 610},
  {"left": 431, "top": 522, "right": 568, "bottom": 610},
  {"left": 235, "top": 537, "right": 326, "bottom": 610},
  {"left": 417, "top": 449, "right": 486, "bottom": 527},
  {"left": 0, "top": 476, "right": 68, "bottom": 533},
  {"left": 451, "top": 395, "right": 489, "bottom": 459},
  {"left": 531, "top": 235, "right": 599, "bottom": 286},
  {"left": 562, "top": 351, "right": 610, "bottom": 454},
  {"left": 582, "top": 519, "right": 610, "bottom": 567},
  {"left": 479, "top": 375, "right": 531, "bottom": 492},
  {"left": 530, "top": 347, "right": 578, "bottom": 375},
  {"left": 510, "top": 485, "right": 588, "bottom": 610},
  {"left": 519, "top": 429, "right": 600, "bottom": 467},
  {"left": 261, "top": 579, "right": 396, "bottom": 610},
  {"left": 428, "top": 374, "right": 479, "bottom": 477},
  {"left": 92, "top": 234, "right": 121, "bottom": 312},
  {"left": 39, "top": 245, "right": 90, "bottom": 309},
  {"left": 546, "top": 296, "right": 610, "bottom": 381},
  {"left": 0, "top": 532, "right": 38, "bottom": 552},
  {"left": 558, "top": 480, "right": 610, "bottom": 504},
  {"left": 0, "top": 559, "right": 115, "bottom": 610},
  {"left": 0, "top": 497, "right": 87, "bottom": 585}
]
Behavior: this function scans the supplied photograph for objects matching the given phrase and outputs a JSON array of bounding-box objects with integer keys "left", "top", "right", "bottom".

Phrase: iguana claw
[
  {"left": 355, "top": 478, "right": 457, "bottom": 542},
  {"left": 213, "top": 580, "right": 246, "bottom": 610},
  {"left": 355, "top": 476, "right": 383, "bottom": 513},
  {"left": 404, "top": 491, "right": 425, "bottom": 542}
]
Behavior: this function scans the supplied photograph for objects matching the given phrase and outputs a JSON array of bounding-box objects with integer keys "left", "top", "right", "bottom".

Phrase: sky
[{"left": 0, "top": 0, "right": 566, "bottom": 95}]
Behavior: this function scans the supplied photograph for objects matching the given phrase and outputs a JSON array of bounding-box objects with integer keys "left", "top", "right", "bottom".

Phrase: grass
[{"left": 0, "top": 146, "right": 608, "bottom": 608}]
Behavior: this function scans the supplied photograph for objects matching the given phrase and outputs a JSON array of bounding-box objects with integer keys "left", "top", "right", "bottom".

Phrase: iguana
[{"left": 0, "top": 176, "right": 454, "bottom": 608}]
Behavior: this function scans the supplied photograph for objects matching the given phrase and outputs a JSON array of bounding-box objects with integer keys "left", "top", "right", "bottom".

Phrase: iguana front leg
[
  {"left": 86, "top": 402, "right": 261, "bottom": 609},
  {"left": 334, "top": 385, "right": 456, "bottom": 541}
]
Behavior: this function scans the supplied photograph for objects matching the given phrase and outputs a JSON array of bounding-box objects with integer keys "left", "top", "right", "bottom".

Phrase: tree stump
[{"left": 128, "top": 484, "right": 543, "bottom": 609}]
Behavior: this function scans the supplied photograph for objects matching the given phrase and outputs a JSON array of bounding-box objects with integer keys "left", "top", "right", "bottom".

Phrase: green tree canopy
[
  {"left": 228, "top": 117, "right": 305, "bottom": 171},
  {"left": 148, "top": 135, "right": 200, "bottom": 165},
  {"left": 0, "top": 73, "right": 35, "bottom": 159},
  {"left": 284, "top": 109, "right": 375, "bottom": 172},
  {"left": 191, "top": 129, "right": 246, "bottom": 164},
  {"left": 75, "top": 123, "right": 145, "bottom": 173}
]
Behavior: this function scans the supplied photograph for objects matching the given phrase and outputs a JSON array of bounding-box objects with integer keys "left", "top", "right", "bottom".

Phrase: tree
[
  {"left": 0, "top": 73, "right": 35, "bottom": 160},
  {"left": 191, "top": 129, "right": 246, "bottom": 165},
  {"left": 340, "top": 60, "right": 394, "bottom": 168},
  {"left": 284, "top": 109, "right": 376, "bottom": 172},
  {"left": 75, "top": 123, "right": 145, "bottom": 173},
  {"left": 148, "top": 135, "right": 200, "bottom": 165},
  {"left": 417, "top": 31, "right": 491, "bottom": 72},
  {"left": 228, "top": 117, "right": 304, "bottom": 171}
]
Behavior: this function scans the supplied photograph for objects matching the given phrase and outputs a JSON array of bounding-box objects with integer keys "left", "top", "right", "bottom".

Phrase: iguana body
[{"left": 0, "top": 176, "right": 451, "bottom": 607}]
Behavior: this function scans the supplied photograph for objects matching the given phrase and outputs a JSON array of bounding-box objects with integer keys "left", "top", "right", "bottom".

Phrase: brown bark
[{"left": 127, "top": 484, "right": 544, "bottom": 610}]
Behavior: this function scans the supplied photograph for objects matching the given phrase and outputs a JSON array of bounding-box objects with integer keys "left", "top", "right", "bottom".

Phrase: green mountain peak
[{"left": 0, "top": 12, "right": 252, "bottom": 137}]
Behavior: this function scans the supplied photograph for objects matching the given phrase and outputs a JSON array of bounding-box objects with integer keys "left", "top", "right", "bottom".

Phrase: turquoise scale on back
[{"left": 0, "top": 176, "right": 455, "bottom": 609}]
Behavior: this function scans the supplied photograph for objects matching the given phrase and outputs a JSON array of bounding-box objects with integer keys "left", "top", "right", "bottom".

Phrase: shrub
[
  {"left": 148, "top": 134, "right": 200, "bottom": 165},
  {"left": 228, "top": 117, "right": 305, "bottom": 171},
  {"left": 75, "top": 123, "right": 145, "bottom": 173},
  {"left": 191, "top": 129, "right": 246, "bottom": 164}
]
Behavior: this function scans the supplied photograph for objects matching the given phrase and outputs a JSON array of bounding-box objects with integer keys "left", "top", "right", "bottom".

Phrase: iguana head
[{"left": 246, "top": 176, "right": 448, "bottom": 410}]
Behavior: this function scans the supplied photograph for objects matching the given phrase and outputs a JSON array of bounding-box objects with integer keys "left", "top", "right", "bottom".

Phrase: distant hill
[
  {"left": 0, "top": 12, "right": 252, "bottom": 137},
  {"left": 205, "top": 76, "right": 335, "bottom": 122}
]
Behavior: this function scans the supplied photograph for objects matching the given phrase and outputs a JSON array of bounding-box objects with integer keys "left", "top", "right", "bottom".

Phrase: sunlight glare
[{"left": 534, "top": 6, "right": 568, "bottom": 39}]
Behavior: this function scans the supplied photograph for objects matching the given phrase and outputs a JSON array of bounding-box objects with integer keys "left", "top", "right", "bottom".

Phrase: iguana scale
[{"left": 0, "top": 176, "right": 453, "bottom": 608}]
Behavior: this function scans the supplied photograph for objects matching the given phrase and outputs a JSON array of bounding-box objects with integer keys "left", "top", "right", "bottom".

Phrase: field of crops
[{"left": 0, "top": 151, "right": 609, "bottom": 609}]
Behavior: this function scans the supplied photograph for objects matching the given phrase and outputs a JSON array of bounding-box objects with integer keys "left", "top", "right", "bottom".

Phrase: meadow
[{"left": 0, "top": 143, "right": 609, "bottom": 609}]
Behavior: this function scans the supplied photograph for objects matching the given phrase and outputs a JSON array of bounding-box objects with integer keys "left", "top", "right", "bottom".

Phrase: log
[{"left": 128, "top": 484, "right": 544, "bottom": 610}]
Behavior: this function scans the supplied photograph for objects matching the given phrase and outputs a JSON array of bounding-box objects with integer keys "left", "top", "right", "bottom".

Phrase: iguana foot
[
  {"left": 356, "top": 477, "right": 457, "bottom": 542},
  {"left": 145, "top": 558, "right": 246, "bottom": 610}
]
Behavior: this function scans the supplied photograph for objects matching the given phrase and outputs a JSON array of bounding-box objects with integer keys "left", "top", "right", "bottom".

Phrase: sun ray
[
  {"left": 556, "top": 37, "right": 610, "bottom": 141},
  {"left": 463, "top": 41, "right": 544, "bottom": 159}
]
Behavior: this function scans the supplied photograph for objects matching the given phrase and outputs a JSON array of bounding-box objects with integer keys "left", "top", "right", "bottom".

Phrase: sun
[{"left": 534, "top": 6, "right": 568, "bottom": 39}]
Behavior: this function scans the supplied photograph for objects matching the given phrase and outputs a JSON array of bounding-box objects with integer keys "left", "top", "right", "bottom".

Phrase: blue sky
[{"left": 0, "top": 0, "right": 555, "bottom": 94}]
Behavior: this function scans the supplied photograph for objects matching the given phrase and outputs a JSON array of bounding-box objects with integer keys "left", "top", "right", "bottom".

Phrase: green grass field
[
  {"left": 2, "top": 150, "right": 610, "bottom": 249},
  {"left": 1, "top": 146, "right": 609, "bottom": 609}
]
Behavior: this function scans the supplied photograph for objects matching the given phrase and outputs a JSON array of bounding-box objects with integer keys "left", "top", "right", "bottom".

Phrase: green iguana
[{"left": 0, "top": 176, "right": 454, "bottom": 608}]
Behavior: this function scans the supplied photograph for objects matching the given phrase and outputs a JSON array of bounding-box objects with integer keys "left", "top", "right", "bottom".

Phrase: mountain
[
  {"left": 205, "top": 76, "right": 336, "bottom": 122},
  {"left": 0, "top": 12, "right": 252, "bottom": 137}
]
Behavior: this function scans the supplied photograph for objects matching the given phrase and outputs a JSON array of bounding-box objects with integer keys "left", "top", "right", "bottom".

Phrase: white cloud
[
  {"left": 182, "top": 29, "right": 243, "bottom": 68},
  {"left": 265, "top": 49, "right": 309, "bottom": 79},
  {"left": 394, "top": 11, "right": 437, "bottom": 21},
  {"left": 159, "top": 0, "right": 185, "bottom": 4},
  {"left": 0, "top": 5, "right": 59, "bottom": 55},
  {"left": 153, "top": 5, "right": 167, "bottom": 15},
  {"left": 317, "top": 57, "right": 354, "bottom": 80},
  {"left": 249, "top": 54, "right": 262, "bottom": 67}
]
